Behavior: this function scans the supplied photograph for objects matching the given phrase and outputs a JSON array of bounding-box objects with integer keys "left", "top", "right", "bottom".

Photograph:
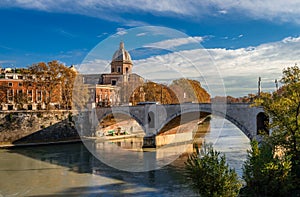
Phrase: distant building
[
  {"left": 84, "top": 42, "right": 144, "bottom": 107},
  {"left": 0, "top": 42, "right": 144, "bottom": 110},
  {"left": 0, "top": 66, "right": 74, "bottom": 111}
]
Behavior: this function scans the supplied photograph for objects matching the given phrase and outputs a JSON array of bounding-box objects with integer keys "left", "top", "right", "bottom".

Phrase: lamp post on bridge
[
  {"left": 275, "top": 79, "right": 278, "bottom": 91},
  {"left": 258, "top": 77, "right": 261, "bottom": 97}
]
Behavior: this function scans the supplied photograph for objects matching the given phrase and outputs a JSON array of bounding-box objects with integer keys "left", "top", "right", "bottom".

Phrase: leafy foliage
[
  {"left": 131, "top": 81, "right": 179, "bottom": 104},
  {"left": 130, "top": 78, "right": 210, "bottom": 105},
  {"left": 248, "top": 65, "right": 300, "bottom": 195},
  {"left": 185, "top": 143, "right": 241, "bottom": 197},
  {"left": 242, "top": 140, "right": 292, "bottom": 196},
  {"left": 27, "top": 60, "right": 77, "bottom": 110},
  {"left": 170, "top": 78, "right": 210, "bottom": 103}
]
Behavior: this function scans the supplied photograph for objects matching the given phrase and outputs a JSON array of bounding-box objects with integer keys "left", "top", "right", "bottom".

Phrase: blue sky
[{"left": 1, "top": 1, "right": 300, "bottom": 96}]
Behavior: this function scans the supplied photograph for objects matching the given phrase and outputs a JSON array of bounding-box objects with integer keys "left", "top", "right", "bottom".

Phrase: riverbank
[
  {"left": 0, "top": 111, "right": 79, "bottom": 145},
  {"left": 0, "top": 138, "right": 85, "bottom": 148}
]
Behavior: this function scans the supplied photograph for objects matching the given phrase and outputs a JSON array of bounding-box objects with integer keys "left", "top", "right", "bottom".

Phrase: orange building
[{"left": 0, "top": 71, "right": 62, "bottom": 110}]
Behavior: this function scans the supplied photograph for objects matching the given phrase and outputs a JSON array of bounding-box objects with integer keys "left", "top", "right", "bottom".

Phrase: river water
[{"left": 0, "top": 117, "right": 250, "bottom": 196}]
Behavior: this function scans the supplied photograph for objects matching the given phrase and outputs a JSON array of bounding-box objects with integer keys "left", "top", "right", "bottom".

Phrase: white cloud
[
  {"left": 218, "top": 10, "right": 228, "bottom": 15},
  {"left": 97, "top": 32, "right": 108, "bottom": 38},
  {"left": 0, "top": 60, "right": 16, "bottom": 65},
  {"left": 282, "top": 36, "right": 300, "bottom": 43},
  {"left": 144, "top": 36, "right": 204, "bottom": 49},
  {"left": 77, "top": 59, "right": 110, "bottom": 74},
  {"left": 114, "top": 28, "right": 127, "bottom": 36},
  {"left": 136, "top": 32, "right": 147, "bottom": 37},
  {"left": 71, "top": 35, "right": 300, "bottom": 97},
  {"left": 3, "top": 0, "right": 300, "bottom": 24},
  {"left": 134, "top": 36, "right": 300, "bottom": 96}
]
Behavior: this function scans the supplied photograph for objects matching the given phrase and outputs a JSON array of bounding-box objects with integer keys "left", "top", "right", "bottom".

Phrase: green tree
[
  {"left": 254, "top": 65, "right": 300, "bottom": 184},
  {"left": 242, "top": 140, "right": 292, "bottom": 196},
  {"left": 185, "top": 143, "right": 241, "bottom": 197}
]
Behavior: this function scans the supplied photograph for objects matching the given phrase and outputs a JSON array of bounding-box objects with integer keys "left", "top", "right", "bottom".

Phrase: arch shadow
[{"left": 97, "top": 110, "right": 146, "bottom": 134}]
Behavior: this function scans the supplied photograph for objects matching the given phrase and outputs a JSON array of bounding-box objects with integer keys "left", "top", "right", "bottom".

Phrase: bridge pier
[{"left": 142, "top": 136, "right": 156, "bottom": 148}]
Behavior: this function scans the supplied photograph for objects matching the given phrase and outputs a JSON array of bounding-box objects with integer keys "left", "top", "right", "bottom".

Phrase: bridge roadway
[{"left": 90, "top": 103, "right": 264, "bottom": 147}]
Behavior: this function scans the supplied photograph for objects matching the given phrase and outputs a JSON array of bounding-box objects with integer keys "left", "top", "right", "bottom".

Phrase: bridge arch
[
  {"left": 256, "top": 112, "right": 269, "bottom": 135},
  {"left": 156, "top": 111, "right": 208, "bottom": 135},
  {"left": 94, "top": 103, "right": 262, "bottom": 141},
  {"left": 224, "top": 114, "right": 253, "bottom": 139},
  {"left": 97, "top": 110, "right": 146, "bottom": 134},
  {"left": 156, "top": 106, "right": 254, "bottom": 139}
]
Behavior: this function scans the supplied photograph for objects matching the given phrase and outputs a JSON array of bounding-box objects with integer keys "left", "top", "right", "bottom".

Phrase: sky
[{"left": 0, "top": 0, "right": 300, "bottom": 97}]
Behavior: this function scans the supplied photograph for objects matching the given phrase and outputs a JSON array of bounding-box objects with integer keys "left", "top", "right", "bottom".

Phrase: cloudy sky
[{"left": 1, "top": 0, "right": 300, "bottom": 96}]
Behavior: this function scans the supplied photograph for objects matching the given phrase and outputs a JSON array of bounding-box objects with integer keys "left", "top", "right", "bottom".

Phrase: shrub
[
  {"left": 185, "top": 143, "right": 242, "bottom": 197},
  {"left": 242, "top": 140, "right": 293, "bottom": 196}
]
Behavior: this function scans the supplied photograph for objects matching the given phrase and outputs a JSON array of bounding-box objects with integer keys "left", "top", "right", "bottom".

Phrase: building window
[
  {"left": 112, "top": 68, "right": 115, "bottom": 72},
  {"left": 18, "top": 82, "right": 23, "bottom": 87},
  {"left": 36, "top": 90, "right": 42, "bottom": 102},
  {"left": 27, "top": 90, "right": 33, "bottom": 102},
  {"left": 111, "top": 80, "right": 117, "bottom": 86},
  {"left": 7, "top": 89, "right": 14, "bottom": 102},
  {"left": 18, "top": 76, "right": 23, "bottom": 79},
  {"left": 126, "top": 67, "right": 129, "bottom": 73},
  {"left": 7, "top": 76, "right": 13, "bottom": 79},
  {"left": 8, "top": 105, "right": 13, "bottom": 110},
  {"left": 17, "top": 90, "right": 23, "bottom": 94},
  {"left": 117, "top": 67, "right": 121, "bottom": 73},
  {"left": 8, "top": 82, "right": 13, "bottom": 87}
]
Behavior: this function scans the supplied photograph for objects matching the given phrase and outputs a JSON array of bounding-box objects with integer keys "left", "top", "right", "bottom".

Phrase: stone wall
[{"left": 0, "top": 111, "right": 79, "bottom": 145}]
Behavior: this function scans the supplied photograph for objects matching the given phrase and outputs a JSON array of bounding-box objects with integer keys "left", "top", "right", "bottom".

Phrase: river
[{"left": 0, "top": 117, "right": 250, "bottom": 196}]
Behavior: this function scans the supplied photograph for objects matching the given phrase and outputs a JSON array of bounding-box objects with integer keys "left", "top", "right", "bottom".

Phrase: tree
[
  {"left": 130, "top": 81, "right": 179, "bottom": 104},
  {"left": 72, "top": 74, "right": 89, "bottom": 111},
  {"left": 14, "top": 92, "right": 27, "bottom": 110},
  {"left": 0, "top": 83, "right": 8, "bottom": 108},
  {"left": 242, "top": 140, "right": 292, "bottom": 197},
  {"left": 60, "top": 65, "right": 77, "bottom": 110},
  {"left": 169, "top": 78, "right": 210, "bottom": 103},
  {"left": 252, "top": 65, "right": 300, "bottom": 194},
  {"left": 185, "top": 143, "right": 241, "bottom": 197},
  {"left": 27, "top": 61, "right": 76, "bottom": 110}
]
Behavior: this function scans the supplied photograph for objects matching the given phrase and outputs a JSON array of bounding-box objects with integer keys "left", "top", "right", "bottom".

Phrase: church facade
[{"left": 92, "top": 42, "right": 144, "bottom": 107}]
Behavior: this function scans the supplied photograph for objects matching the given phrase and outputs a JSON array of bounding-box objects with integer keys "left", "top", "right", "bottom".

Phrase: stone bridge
[{"left": 90, "top": 103, "right": 266, "bottom": 147}]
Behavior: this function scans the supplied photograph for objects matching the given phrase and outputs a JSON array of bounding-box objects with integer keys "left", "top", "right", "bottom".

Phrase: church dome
[{"left": 112, "top": 42, "right": 132, "bottom": 63}]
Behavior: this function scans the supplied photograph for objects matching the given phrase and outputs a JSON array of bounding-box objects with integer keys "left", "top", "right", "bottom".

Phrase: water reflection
[
  {"left": 0, "top": 117, "right": 250, "bottom": 196},
  {"left": 0, "top": 143, "right": 195, "bottom": 196}
]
